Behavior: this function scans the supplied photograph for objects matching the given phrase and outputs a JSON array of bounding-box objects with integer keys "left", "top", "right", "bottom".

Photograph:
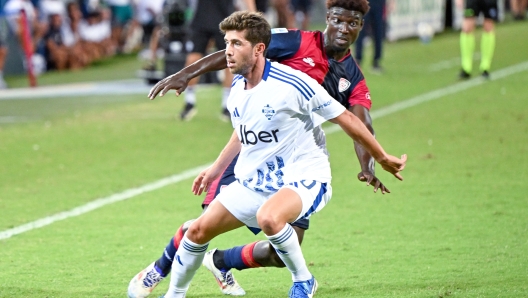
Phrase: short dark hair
[
  {"left": 326, "top": 0, "right": 370, "bottom": 16},
  {"left": 219, "top": 11, "right": 271, "bottom": 50}
]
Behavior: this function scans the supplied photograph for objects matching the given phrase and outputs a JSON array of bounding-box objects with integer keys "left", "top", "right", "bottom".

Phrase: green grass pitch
[{"left": 0, "top": 22, "right": 527, "bottom": 297}]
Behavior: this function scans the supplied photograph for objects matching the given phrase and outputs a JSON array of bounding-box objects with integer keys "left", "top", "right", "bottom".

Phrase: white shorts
[{"left": 216, "top": 180, "right": 332, "bottom": 230}]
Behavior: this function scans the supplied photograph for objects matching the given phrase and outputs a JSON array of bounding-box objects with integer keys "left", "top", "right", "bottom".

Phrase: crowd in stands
[
  {"left": 0, "top": 0, "right": 163, "bottom": 79},
  {"left": 0, "top": 0, "right": 315, "bottom": 89}
]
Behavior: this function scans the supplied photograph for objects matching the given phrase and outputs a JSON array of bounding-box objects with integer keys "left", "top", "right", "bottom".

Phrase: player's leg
[
  {"left": 460, "top": 0, "right": 478, "bottom": 78},
  {"left": 127, "top": 219, "right": 195, "bottom": 298},
  {"left": 180, "top": 28, "right": 214, "bottom": 120},
  {"left": 165, "top": 182, "right": 263, "bottom": 298},
  {"left": 208, "top": 222, "right": 307, "bottom": 271},
  {"left": 128, "top": 158, "right": 238, "bottom": 297},
  {"left": 370, "top": 0, "right": 385, "bottom": 72},
  {"left": 213, "top": 31, "right": 233, "bottom": 121},
  {"left": 479, "top": 1, "right": 498, "bottom": 77},
  {"left": 257, "top": 181, "right": 331, "bottom": 297}
]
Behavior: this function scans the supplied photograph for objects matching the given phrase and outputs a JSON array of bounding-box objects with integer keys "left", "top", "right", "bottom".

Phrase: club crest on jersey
[
  {"left": 339, "top": 78, "right": 351, "bottom": 92},
  {"left": 303, "top": 57, "right": 315, "bottom": 67},
  {"left": 262, "top": 104, "right": 276, "bottom": 120}
]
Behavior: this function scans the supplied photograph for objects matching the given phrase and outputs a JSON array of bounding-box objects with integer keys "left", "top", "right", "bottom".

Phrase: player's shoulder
[
  {"left": 268, "top": 61, "right": 318, "bottom": 84},
  {"left": 267, "top": 61, "right": 319, "bottom": 99}
]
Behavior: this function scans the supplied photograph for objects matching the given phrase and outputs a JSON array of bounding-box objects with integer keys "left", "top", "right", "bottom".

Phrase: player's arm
[
  {"left": 350, "top": 105, "right": 389, "bottom": 194},
  {"left": 192, "top": 130, "right": 241, "bottom": 195},
  {"left": 148, "top": 50, "right": 227, "bottom": 99},
  {"left": 329, "top": 110, "right": 406, "bottom": 181}
]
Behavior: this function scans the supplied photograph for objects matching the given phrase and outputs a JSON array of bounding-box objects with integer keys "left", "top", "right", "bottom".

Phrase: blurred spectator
[
  {"left": 4, "top": 0, "right": 47, "bottom": 54},
  {"left": 43, "top": 12, "right": 86, "bottom": 70},
  {"left": 135, "top": 0, "right": 165, "bottom": 69},
  {"left": 271, "top": 0, "right": 294, "bottom": 28},
  {"left": 104, "top": 0, "right": 134, "bottom": 53},
  {"left": 457, "top": 0, "right": 497, "bottom": 79},
  {"left": 354, "top": 0, "right": 387, "bottom": 74},
  {"left": 510, "top": 0, "right": 527, "bottom": 20},
  {"left": 78, "top": 9, "right": 115, "bottom": 60},
  {"left": 39, "top": 0, "right": 66, "bottom": 20},
  {"left": 291, "top": 0, "right": 311, "bottom": 30},
  {"left": 179, "top": 0, "right": 255, "bottom": 121}
]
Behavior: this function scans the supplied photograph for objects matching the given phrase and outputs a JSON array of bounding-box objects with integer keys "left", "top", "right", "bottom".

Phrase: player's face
[
  {"left": 325, "top": 7, "right": 364, "bottom": 52},
  {"left": 224, "top": 30, "right": 257, "bottom": 76}
]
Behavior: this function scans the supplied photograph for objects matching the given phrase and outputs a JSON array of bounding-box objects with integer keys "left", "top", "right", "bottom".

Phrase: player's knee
[
  {"left": 181, "top": 219, "right": 195, "bottom": 234},
  {"left": 256, "top": 212, "right": 284, "bottom": 235},
  {"left": 185, "top": 220, "right": 209, "bottom": 244}
]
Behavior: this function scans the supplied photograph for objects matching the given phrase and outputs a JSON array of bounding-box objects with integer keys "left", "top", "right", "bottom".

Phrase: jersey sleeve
[
  {"left": 266, "top": 29, "right": 302, "bottom": 61},
  {"left": 308, "top": 83, "right": 346, "bottom": 126},
  {"left": 348, "top": 78, "right": 372, "bottom": 110}
]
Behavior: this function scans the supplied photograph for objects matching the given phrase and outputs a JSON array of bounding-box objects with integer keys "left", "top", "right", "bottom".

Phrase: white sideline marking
[
  {"left": 0, "top": 165, "right": 211, "bottom": 240},
  {"left": 1, "top": 61, "right": 527, "bottom": 241}
]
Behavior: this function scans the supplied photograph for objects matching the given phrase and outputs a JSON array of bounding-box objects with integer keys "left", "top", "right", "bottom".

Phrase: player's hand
[
  {"left": 357, "top": 171, "right": 390, "bottom": 194},
  {"left": 148, "top": 71, "right": 189, "bottom": 100},
  {"left": 192, "top": 166, "right": 223, "bottom": 195},
  {"left": 378, "top": 154, "right": 407, "bottom": 181}
]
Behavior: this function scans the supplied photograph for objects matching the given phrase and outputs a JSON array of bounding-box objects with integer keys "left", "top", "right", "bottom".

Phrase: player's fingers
[
  {"left": 373, "top": 180, "right": 381, "bottom": 192},
  {"left": 161, "top": 85, "right": 172, "bottom": 97},
  {"left": 400, "top": 154, "right": 407, "bottom": 169},
  {"left": 148, "top": 86, "right": 158, "bottom": 99},
  {"left": 394, "top": 172, "right": 403, "bottom": 181}
]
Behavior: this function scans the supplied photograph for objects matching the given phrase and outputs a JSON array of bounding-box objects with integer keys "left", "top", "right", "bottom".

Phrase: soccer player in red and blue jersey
[{"left": 128, "top": 1, "right": 388, "bottom": 297}]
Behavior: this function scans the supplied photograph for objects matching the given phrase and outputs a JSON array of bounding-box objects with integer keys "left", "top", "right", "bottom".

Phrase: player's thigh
[
  {"left": 286, "top": 180, "right": 332, "bottom": 221},
  {"left": 258, "top": 187, "right": 303, "bottom": 225},
  {"left": 188, "top": 199, "right": 245, "bottom": 243},
  {"left": 216, "top": 182, "right": 267, "bottom": 229}
]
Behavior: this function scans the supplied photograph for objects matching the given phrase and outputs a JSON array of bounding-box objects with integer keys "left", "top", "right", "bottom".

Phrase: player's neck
[
  {"left": 243, "top": 57, "right": 266, "bottom": 90},
  {"left": 325, "top": 46, "right": 348, "bottom": 61}
]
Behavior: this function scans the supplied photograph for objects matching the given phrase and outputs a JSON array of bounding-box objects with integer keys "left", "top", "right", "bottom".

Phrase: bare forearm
[
  {"left": 180, "top": 50, "right": 227, "bottom": 80},
  {"left": 212, "top": 131, "right": 242, "bottom": 171},
  {"left": 350, "top": 105, "right": 376, "bottom": 173},
  {"left": 332, "top": 110, "right": 387, "bottom": 163}
]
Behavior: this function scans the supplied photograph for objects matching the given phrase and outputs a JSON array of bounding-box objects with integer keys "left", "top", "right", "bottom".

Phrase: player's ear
[
  {"left": 255, "top": 42, "right": 265, "bottom": 56},
  {"left": 326, "top": 11, "right": 331, "bottom": 25}
]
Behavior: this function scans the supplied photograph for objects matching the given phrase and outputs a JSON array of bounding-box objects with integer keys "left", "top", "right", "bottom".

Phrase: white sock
[
  {"left": 165, "top": 235, "right": 209, "bottom": 298},
  {"left": 266, "top": 224, "right": 312, "bottom": 282},
  {"left": 221, "top": 87, "right": 231, "bottom": 108},
  {"left": 185, "top": 86, "right": 196, "bottom": 105}
]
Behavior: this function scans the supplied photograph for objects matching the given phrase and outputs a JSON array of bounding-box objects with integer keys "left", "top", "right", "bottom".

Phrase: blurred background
[{"left": 0, "top": 0, "right": 524, "bottom": 88}]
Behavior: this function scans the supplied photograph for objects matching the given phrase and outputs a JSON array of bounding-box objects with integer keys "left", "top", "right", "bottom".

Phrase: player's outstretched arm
[
  {"left": 349, "top": 105, "right": 390, "bottom": 194},
  {"left": 192, "top": 130, "right": 241, "bottom": 195},
  {"left": 148, "top": 50, "right": 228, "bottom": 100},
  {"left": 329, "top": 110, "right": 407, "bottom": 181}
]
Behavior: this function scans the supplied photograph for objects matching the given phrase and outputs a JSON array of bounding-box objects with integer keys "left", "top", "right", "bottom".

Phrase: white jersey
[{"left": 228, "top": 60, "right": 346, "bottom": 193}]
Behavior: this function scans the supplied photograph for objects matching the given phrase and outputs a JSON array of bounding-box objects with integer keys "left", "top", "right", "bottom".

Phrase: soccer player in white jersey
[{"left": 161, "top": 11, "right": 406, "bottom": 298}]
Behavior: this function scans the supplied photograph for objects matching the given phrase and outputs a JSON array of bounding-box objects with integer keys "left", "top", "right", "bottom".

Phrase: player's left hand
[
  {"left": 379, "top": 154, "right": 407, "bottom": 181},
  {"left": 358, "top": 171, "right": 390, "bottom": 194}
]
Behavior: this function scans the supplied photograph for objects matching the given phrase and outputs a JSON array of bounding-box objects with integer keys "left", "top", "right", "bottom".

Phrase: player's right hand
[
  {"left": 192, "top": 166, "right": 223, "bottom": 196},
  {"left": 148, "top": 71, "right": 189, "bottom": 100},
  {"left": 357, "top": 171, "right": 390, "bottom": 194}
]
